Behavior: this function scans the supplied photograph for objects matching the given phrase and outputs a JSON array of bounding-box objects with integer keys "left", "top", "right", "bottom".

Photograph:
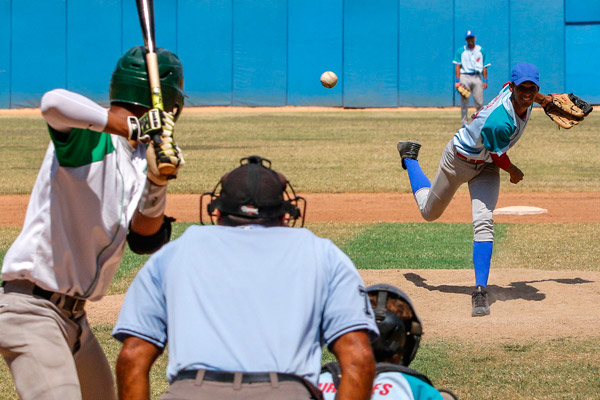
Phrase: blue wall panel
[
  {"left": 566, "top": 25, "right": 600, "bottom": 103},
  {"left": 344, "top": 0, "right": 398, "bottom": 108},
  {"left": 232, "top": 0, "right": 287, "bottom": 106},
  {"left": 510, "top": 0, "right": 564, "bottom": 92},
  {"left": 288, "top": 0, "right": 343, "bottom": 106},
  {"left": 454, "top": 0, "right": 509, "bottom": 105},
  {"left": 399, "top": 0, "right": 453, "bottom": 106},
  {"left": 12, "top": 0, "right": 66, "bottom": 107},
  {"left": 565, "top": 0, "right": 600, "bottom": 23},
  {"left": 2, "top": 0, "right": 599, "bottom": 108},
  {"left": 67, "top": 0, "right": 121, "bottom": 106},
  {"left": 178, "top": 0, "right": 232, "bottom": 106},
  {"left": 0, "top": 0, "right": 10, "bottom": 108}
]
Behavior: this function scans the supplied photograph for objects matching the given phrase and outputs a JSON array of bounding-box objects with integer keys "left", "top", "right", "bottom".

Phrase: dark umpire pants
[{"left": 160, "top": 369, "right": 323, "bottom": 400}]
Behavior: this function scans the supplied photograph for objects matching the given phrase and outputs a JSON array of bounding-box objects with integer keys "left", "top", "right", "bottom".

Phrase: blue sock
[
  {"left": 473, "top": 241, "right": 493, "bottom": 287},
  {"left": 404, "top": 159, "right": 431, "bottom": 194}
]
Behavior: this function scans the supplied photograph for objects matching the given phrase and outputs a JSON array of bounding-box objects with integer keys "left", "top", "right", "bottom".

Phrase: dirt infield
[
  {"left": 87, "top": 268, "right": 600, "bottom": 343},
  {"left": 2, "top": 192, "right": 599, "bottom": 342},
  {"left": 1, "top": 192, "right": 599, "bottom": 226}
]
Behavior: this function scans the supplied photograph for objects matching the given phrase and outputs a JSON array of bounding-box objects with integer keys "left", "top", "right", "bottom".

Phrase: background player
[
  {"left": 320, "top": 284, "right": 457, "bottom": 400},
  {"left": 453, "top": 29, "right": 491, "bottom": 127},
  {"left": 113, "top": 155, "right": 378, "bottom": 400},
  {"left": 397, "top": 63, "right": 552, "bottom": 317},
  {"left": 0, "top": 46, "right": 184, "bottom": 400}
]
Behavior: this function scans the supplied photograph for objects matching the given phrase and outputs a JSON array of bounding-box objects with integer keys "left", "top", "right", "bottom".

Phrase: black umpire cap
[{"left": 203, "top": 155, "right": 305, "bottom": 226}]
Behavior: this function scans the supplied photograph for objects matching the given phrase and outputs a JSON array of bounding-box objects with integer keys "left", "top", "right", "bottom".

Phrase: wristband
[
  {"left": 455, "top": 78, "right": 460, "bottom": 83},
  {"left": 127, "top": 116, "right": 140, "bottom": 141},
  {"left": 138, "top": 178, "right": 168, "bottom": 217},
  {"left": 483, "top": 79, "right": 488, "bottom": 83}
]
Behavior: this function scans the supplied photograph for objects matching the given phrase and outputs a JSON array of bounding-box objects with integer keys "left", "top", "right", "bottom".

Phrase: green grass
[
  {"left": 1, "top": 333, "right": 597, "bottom": 400},
  {"left": 3, "top": 222, "right": 599, "bottom": 294},
  {"left": 310, "top": 338, "right": 600, "bottom": 400},
  {"left": 2, "top": 109, "right": 600, "bottom": 194},
  {"left": 494, "top": 223, "right": 600, "bottom": 271},
  {"left": 341, "top": 223, "right": 507, "bottom": 269},
  {"left": 0, "top": 109, "right": 599, "bottom": 399}
]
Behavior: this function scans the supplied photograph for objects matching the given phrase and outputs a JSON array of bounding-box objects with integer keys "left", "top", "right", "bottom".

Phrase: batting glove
[{"left": 146, "top": 111, "right": 184, "bottom": 185}]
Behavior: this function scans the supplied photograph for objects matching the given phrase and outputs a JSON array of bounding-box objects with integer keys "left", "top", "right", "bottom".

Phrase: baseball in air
[{"left": 320, "top": 71, "right": 338, "bottom": 88}]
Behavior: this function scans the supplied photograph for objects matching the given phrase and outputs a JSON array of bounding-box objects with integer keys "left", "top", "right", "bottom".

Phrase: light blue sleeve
[
  {"left": 452, "top": 47, "right": 462, "bottom": 64},
  {"left": 404, "top": 374, "right": 444, "bottom": 400},
  {"left": 321, "top": 242, "right": 379, "bottom": 346},
  {"left": 481, "top": 107, "right": 515, "bottom": 155},
  {"left": 112, "top": 255, "right": 168, "bottom": 348}
]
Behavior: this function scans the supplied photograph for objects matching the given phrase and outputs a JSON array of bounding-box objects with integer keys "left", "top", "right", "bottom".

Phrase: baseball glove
[
  {"left": 543, "top": 93, "right": 593, "bottom": 129},
  {"left": 457, "top": 84, "right": 471, "bottom": 98}
]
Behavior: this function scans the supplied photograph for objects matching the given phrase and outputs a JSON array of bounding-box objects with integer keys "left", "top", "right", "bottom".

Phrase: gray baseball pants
[
  {"left": 459, "top": 74, "right": 484, "bottom": 126},
  {"left": 413, "top": 140, "right": 499, "bottom": 242},
  {"left": 160, "top": 370, "right": 318, "bottom": 399},
  {"left": 0, "top": 284, "right": 116, "bottom": 400}
]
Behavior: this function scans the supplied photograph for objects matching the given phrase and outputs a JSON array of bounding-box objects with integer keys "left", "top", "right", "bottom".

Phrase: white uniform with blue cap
[{"left": 453, "top": 29, "right": 491, "bottom": 126}]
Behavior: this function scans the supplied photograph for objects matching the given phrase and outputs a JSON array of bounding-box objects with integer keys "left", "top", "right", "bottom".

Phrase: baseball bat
[{"left": 135, "top": 0, "right": 175, "bottom": 175}]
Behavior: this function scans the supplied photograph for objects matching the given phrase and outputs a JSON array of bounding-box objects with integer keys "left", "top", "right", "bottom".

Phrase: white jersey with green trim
[{"left": 2, "top": 128, "right": 146, "bottom": 301}]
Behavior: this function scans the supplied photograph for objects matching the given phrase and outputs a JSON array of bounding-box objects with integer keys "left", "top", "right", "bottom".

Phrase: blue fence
[{"left": 1, "top": 0, "right": 599, "bottom": 108}]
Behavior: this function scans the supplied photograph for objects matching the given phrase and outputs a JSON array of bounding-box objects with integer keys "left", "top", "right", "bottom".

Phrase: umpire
[{"left": 113, "top": 155, "right": 379, "bottom": 400}]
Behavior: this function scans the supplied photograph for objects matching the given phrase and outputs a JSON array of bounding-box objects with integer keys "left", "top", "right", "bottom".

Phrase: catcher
[
  {"left": 320, "top": 284, "right": 458, "bottom": 400},
  {"left": 397, "top": 62, "right": 592, "bottom": 317}
]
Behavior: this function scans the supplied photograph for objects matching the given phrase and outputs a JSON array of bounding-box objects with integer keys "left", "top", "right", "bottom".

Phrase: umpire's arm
[
  {"left": 330, "top": 330, "right": 376, "bottom": 400},
  {"left": 116, "top": 336, "right": 163, "bottom": 400}
]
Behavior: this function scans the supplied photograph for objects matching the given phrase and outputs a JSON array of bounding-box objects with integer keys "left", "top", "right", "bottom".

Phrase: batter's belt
[
  {"left": 2, "top": 280, "right": 86, "bottom": 314},
  {"left": 173, "top": 369, "right": 323, "bottom": 399}
]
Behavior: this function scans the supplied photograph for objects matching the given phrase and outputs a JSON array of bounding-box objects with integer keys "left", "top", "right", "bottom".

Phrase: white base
[{"left": 493, "top": 206, "right": 548, "bottom": 215}]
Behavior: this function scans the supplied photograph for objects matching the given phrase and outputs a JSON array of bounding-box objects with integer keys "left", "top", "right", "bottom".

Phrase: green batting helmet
[{"left": 109, "top": 46, "right": 185, "bottom": 120}]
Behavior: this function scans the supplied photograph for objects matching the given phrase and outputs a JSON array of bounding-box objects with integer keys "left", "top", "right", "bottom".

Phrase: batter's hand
[
  {"left": 508, "top": 164, "right": 524, "bottom": 184},
  {"left": 483, "top": 82, "right": 488, "bottom": 90},
  {"left": 146, "top": 112, "right": 184, "bottom": 185},
  {"left": 454, "top": 82, "right": 461, "bottom": 89}
]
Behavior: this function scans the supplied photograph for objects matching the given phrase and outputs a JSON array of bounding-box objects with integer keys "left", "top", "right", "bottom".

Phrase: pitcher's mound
[{"left": 494, "top": 206, "right": 548, "bottom": 215}]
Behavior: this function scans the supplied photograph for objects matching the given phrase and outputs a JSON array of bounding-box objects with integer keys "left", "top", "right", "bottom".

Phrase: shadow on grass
[{"left": 404, "top": 273, "right": 593, "bottom": 304}]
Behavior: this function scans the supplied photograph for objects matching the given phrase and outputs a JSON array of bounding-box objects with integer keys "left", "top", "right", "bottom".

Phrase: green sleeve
[
  {"left": 453, "top": 47, "right": 463, "bottom": 64},
  {"left": 481, "top": 47, "right": 490, "bottom": 66},
  {"left": 48, "top": 126, "right": 115, "bottom": 168},
  {"left": 404, "top": 375, "right": 444, "bottom": 400},
  {"left": 480, "top": 108, "right": 515, "bottom": 155}
]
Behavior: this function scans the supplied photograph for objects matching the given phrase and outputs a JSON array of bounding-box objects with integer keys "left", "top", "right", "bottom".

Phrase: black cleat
[
  {"left": 397, "top": 140, "right": 421, "bottom": 170},
  {"left": 471, "top": 285, "right": 490, "bottom": 317}
]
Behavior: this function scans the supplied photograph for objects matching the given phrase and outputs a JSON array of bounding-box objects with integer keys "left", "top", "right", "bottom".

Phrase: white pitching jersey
[
  {"left": 453, "top": 83, "right": 532, "bottom": 162},
  {"left": 2, "top": 128, "right": 146, "bottom": 301}
]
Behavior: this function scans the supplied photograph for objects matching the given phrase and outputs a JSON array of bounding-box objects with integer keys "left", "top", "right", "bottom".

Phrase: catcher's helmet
[
  {"left": 200, "top": 155, "right": 306, "bottom": 227},
  {"left": 109, "top": 46, "right": 185, "bottom": 120},
  {"left": 367, "top": 284, "right": 423, "bottom": 366}
]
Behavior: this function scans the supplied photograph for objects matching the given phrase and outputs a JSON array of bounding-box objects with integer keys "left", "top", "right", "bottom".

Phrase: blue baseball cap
[
  {"left": 465, "top": 30, "right": 475, "bottom": 39},
  {"left": 511, "top": 63, "right": 540, "bottom": 87}
]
